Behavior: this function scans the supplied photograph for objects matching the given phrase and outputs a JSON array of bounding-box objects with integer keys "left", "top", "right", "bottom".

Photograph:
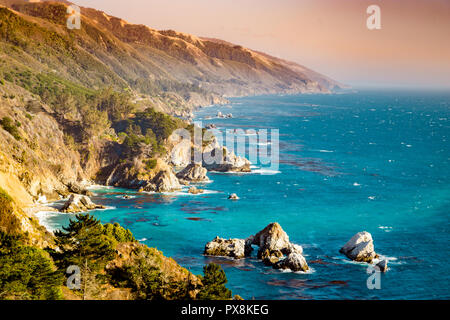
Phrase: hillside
[{"left": 0, "top": 0, "right": 344, "bottom": 116}]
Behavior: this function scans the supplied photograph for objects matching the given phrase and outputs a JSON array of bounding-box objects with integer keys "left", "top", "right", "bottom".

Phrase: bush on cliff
[{"left": 0, "top": 116, "right": 22, "bottom": 141}]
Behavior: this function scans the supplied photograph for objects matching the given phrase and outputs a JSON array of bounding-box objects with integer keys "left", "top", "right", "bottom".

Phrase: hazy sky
[{"left": 73, "top": 0, "right": 450, "bottom": 88}]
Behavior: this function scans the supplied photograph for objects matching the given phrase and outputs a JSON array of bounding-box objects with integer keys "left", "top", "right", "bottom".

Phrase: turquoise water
[{"left": 42, "top": 90, "right": 450, "bottom": 299}]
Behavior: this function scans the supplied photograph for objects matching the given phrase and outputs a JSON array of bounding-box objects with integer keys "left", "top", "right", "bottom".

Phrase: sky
[{"left": 72, "top": 0, "right": 450, "bottom": 88}]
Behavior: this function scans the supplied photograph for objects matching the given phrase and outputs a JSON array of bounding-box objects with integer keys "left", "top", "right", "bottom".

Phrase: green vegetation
[
  {"left": 0, "top": 116, "right": 22, "bottom": 141},
  {"left": 0, "top": 232, "right": 63, "bottom": 300},
  {"left": 102, "top": 222, "right": 136, "bottom": 243},
  {"left": 197, "top": 263, "right": 232, "bottom": 300},
  {"left": 51, "top": 214, "right": 134, "bottom": 299},
  {"left": 144, "top": 159, "right": 157, "bottom": 171},
  {"left": 108, "top": 245, "right": 188, "bottom": 300}
]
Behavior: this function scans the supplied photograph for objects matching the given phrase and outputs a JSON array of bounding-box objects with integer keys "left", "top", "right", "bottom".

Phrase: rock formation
[
  {"left": 143, "top": 169, "right": 181, "bottom": 193},
  {"left": 188, "top": 186, "right": 204, "bottom": 194},
  {"left": 376, "top": 259, "right": 388, "bottom": 272},
  {"left": 340, "top": 231, "right": 378, "bottom": 263},
  {"left": 204, "top": 236, "right": 252, "bottom": 259},
  {"left": 176, "top": 163, "right": 209, "bottom": 183},
  {"left": 60, "top": 194, "right": 105, "bottom": 213},
  {"left": 274, "top": 253, "right": 309, "bottom": 272},
  {"left": 202, "top": 139, "right": 251, "bottom": 173},
  {"left": 203, "top": 223, "right": 308, "bottom": 272}
]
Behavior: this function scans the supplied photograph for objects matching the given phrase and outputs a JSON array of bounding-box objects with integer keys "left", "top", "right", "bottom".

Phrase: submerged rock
[
  {"left": 204, "top": 236, "right": 251, "bottom": 259},
  {"left": 340, "top": 231, "right": 378, "bottom": 263},
  {"left": 60, "top": 194, "right": 105, "bottom": 213},
  {"left": 176, "top": 163, "right": 209, "bottom": 182}
]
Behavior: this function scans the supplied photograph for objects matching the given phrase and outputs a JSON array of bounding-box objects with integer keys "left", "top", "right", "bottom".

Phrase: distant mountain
[{"left": 0, "top": 0, "right": 345, "bottom": 117}]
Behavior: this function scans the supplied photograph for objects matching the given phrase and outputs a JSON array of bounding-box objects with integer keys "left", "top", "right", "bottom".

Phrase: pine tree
[{"left": 197, "top": 263, "right": 232, "bottom": 300}]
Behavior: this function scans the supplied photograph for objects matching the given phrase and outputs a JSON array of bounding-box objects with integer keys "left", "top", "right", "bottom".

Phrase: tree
[
  {"left": 0, "top": 232, "right": 62, "bottom": 300},
  {"left": 52, "top": 214, "right": 117, "bottom": 300},
  {"left": 197, "top": 263, "right": 232, "bottom": 300}
]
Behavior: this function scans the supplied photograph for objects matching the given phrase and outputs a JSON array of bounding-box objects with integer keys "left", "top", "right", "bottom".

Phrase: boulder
[
  {"left": 228, "top": 193, "right": 239, "bottom": 200},
  {"left": 67, "top": 181, "right": 93, "bottom": 196},
  {"left": 274, "top": 253, "right": 309, "bottom": 272},
  {"left": 60, "top": 194, "right": 105, "bottom": 213},
  {"left": 340, "top": 231, "right": 378, "bottom": 263},
  {"left": 143, "top": 169, "right": 181, "bottom": 192},
  {"left": 176, "top": 163, "right": 209, "bottom": 182},
  {"left": 204, "top": 236, "right": 251, "bottom": 259},
  {"left": 188, "top": 186, "right": 204, "bottom": 194},
  {"left": 376, "top": 259, "right": 388, "bottom": 272}
]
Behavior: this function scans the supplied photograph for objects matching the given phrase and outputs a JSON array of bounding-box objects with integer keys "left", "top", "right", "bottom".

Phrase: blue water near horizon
[{"left": 41, "top": 90, "right": 450, "bottom": 299}]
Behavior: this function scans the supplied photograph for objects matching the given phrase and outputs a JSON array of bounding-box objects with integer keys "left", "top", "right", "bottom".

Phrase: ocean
[{"left": 38, "top": 90, "right": 450, "bottom": 299}]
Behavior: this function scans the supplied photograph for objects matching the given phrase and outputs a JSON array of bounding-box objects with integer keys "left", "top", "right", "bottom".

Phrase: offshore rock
[
  {"left": 204, "top": 236, "right": 251, "bottom": 259},
  {"left": 176, "top": 163, "right": 209, "bottom": 182},
  {"left": 202, "top": 139, "right": 251, "bottom": 173},
  {"left": 274, "top": 253, "right": 309, "bottom": 272},
  {"left": 60, "top": 194, "right": 105, "bottom": 213},
  {"left": 228, "top": 193, "right": 239, "bottom": 200},
  {"left": 376, "top": 259, "right": 388, "bottom": 272},
  {"left": 188, "top": 186, "right": 204, "bottom": 194},
  {"left": 340, "top": 231, "right": 378, "bottom": 263}
]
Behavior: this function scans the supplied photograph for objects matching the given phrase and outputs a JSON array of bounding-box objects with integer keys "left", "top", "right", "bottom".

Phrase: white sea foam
[
  {"left": 318, "top": 149, "right": 334, "bottom": 153},
  {"left": 251, "top": 168, "right": 281, "bottom": 175}
]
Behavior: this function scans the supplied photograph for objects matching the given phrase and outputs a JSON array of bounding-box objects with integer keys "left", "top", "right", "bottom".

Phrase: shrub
[{"left": 0, "top": 117, "right": 22, "bottom": 140}]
